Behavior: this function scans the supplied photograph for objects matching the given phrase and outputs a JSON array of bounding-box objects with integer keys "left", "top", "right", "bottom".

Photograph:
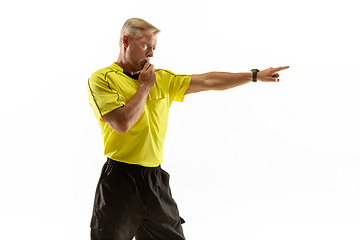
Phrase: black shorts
[{"left": 90, "top": 158, "right": 186, "bottom": 240}]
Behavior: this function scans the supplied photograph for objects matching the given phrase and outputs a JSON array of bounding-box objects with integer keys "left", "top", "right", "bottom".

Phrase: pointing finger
[{"left": 274, "top": 66, "right": 290, "bottom": 72}]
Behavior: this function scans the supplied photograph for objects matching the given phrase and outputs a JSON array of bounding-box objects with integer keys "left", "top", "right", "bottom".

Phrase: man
[{"left": 88, "top": 18, "right": 289, "bottom": 240}]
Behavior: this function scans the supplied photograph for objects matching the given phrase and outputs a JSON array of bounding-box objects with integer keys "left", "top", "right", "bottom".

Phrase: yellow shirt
[{"left": 88, "top": 63, "right": 192, "bottom": 167}]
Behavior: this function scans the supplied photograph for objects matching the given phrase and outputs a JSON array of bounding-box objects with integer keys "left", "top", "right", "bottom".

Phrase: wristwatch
[{"left": 251, "top": 69, "right": 259, "bottom": 82}]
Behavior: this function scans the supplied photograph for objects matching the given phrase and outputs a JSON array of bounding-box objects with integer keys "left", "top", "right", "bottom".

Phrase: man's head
[
  {"left": 118, "top": 18, "right": 160, "bottom": 73},
  {"left": 120, "top": 18, "right": 160, "bottom": 46}
]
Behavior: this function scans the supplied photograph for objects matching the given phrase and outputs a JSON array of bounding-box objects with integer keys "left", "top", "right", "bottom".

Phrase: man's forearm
[
  {"left": 204, "top": 72, "right": 253, "bottom": 91},
  {"left": 102, "top": 85, "right": 150, "bottom": 133},
  {"left": 118, "top": 86, "right": 150, "bottom": 128},
  {"left": 187, "top": 72, "right": 252, "bottom": 94}
]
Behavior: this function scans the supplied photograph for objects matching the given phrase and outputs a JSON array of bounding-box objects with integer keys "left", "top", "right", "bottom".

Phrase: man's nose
[{"left": 147, "top": 49, "right": 154, "bottom": 57}]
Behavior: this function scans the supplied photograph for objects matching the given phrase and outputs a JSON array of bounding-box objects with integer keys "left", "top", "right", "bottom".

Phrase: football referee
[{"left": 87, "top": 18, "right": 289, "bottom": 240}]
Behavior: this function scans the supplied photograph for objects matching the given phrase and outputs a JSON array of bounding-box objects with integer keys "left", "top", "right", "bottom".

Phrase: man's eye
[{"left": 143, "top": 44, "right": 155, "bottom": 50}]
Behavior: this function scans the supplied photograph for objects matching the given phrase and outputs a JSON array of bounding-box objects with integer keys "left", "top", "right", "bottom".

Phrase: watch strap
[{"left": 251, "top": 69, "right": 259, "bottom": 82}]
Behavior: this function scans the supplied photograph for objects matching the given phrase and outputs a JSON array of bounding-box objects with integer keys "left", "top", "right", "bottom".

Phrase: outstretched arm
[{"left": 184, "top": 66, "right": 290, "bottom": 95}]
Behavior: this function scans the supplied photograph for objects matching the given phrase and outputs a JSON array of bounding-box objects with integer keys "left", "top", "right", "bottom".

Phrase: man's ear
[{"left": 123, "top": 35, "right": 130, "bottom": 48}]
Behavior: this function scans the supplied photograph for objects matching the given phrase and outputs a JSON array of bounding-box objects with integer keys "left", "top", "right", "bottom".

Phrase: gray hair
[{"left": 120, "top": 18, "right": 161, "bottom": 46}]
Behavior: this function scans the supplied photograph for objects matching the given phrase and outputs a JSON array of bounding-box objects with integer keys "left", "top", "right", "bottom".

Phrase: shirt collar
[{"left": 110, "top": 62, "right": 124, "bottom": 72}]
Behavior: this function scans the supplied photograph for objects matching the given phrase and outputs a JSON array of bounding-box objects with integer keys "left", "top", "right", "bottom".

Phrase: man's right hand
[{"left": 138, "top": 62, "right": 156, "bottom": 91}]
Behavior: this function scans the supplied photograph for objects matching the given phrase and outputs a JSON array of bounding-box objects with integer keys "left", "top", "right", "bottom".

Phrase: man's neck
[
  {"left": 115, "top": 60, "right": 140, "bottom": 79},
  {"left": 115, "top": 62, "right": 140, "bottom": 79}
]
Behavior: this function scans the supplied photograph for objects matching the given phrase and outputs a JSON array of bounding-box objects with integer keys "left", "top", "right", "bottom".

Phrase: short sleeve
[
  {"left": 88, "top": 72, "right": 125, "bottom": 122},
  {"left": 159, "top": 70, "right": 192, "bottom": 103}
]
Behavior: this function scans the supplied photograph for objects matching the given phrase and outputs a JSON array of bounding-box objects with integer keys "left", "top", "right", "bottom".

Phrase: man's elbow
[
  {"left": 110, "top": 121, "right": 131, "bottom": 133},
  {"left": 103, "top": 112, "right": 132, "bottom": 133}
]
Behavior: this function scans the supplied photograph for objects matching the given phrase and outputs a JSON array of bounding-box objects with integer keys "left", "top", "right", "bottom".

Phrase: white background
[{"left": 1, "top": 0, "right": 359, "bottom": 239}]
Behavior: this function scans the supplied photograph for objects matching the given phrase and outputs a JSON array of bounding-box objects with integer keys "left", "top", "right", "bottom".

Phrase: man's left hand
[{"left": 258, "top": 66, "right": 290, "bottom": 82}]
